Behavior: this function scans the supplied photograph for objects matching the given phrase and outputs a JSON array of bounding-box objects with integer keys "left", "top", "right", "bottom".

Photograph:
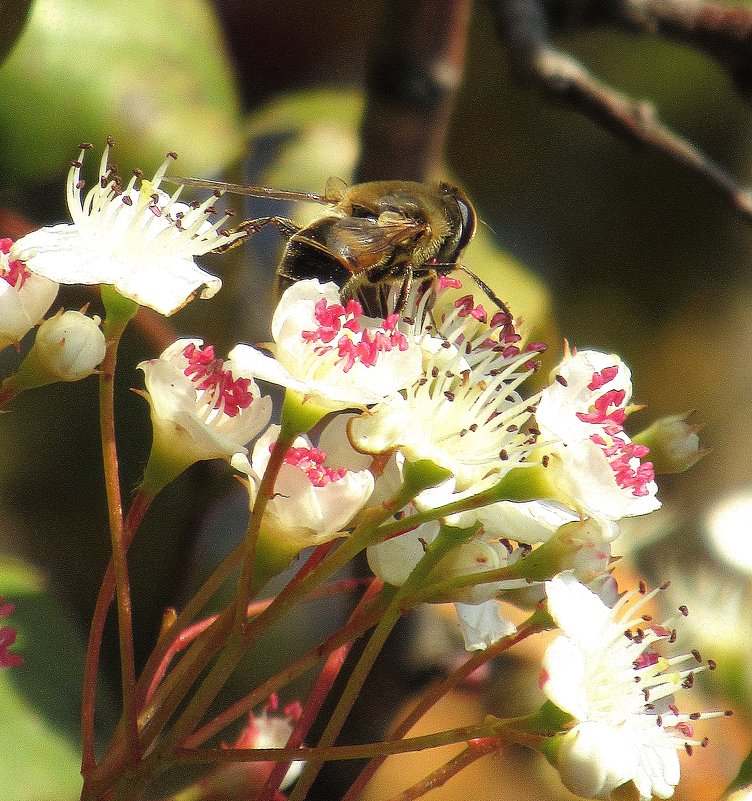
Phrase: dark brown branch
[
  {"left": 355, "top": 0, "right": 473, "bottom": 182},
  {"left": 560, "top": 0, "right": 752, "bottom": 101},
  {"left": 492, "top": 0, "right": 752, "bottom": 224}
]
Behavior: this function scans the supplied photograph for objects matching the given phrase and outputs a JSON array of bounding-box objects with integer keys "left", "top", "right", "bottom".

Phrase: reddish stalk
[
  {"left": 81, "top": 490, "right": 153, "bottom": 773},
  {"left": 95, "top": 315, "right": 141, "bottom": 770},
  {"left": 341, "top": 621, "right": 541, "bottom": 801},
  {"left": 257, "top": 578, "right": 384, "bottom": 801},
  {"left": 174, "top": 723, "right": 510, "bottom": 765},
  {"left": 383, "top": 740, "right": 501, "bottom": 801},
  {"left": 143, "top": 577, "right": 373, "bottom": 707},
  {"left": 183, "top": 585, "right": 387, "bottom": 749}
]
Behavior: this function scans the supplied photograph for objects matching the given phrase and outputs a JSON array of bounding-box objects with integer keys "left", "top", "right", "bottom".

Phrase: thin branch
[
  {"left": 383, "top": 741, "right": 500, "bottom": 801},
  {"left": 577, "top": 0, "right": 752, "bottom": 101},
  {"left": 356, "top": 0, "right": 473, "bottom": 181},
  {"left": 491, "top": 0, "right": 752, "bottom": 224}
]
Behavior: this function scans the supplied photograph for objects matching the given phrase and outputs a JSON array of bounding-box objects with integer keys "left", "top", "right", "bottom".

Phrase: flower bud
[
  {"left": 32, "top": 310, "right": 106, "bottom": 381},
  {"left": 633, "top": 412, "right": 707, "bottom": 474},
  {"left": 0, "top": 238, "right": 58, "bottom": 350},
  {"left": 11, "top": 310, "right": 106, "bottom": 392}
]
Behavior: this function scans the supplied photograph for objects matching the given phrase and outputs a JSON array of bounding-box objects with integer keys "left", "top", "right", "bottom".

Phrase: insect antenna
[
  {"left": 428, "top": 262, "right": 513, "bottom": 319},
  {"left": 164, "top": 176, "right": 332, "bottom": 205}
]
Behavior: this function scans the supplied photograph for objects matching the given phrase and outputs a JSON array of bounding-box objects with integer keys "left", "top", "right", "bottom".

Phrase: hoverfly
[{"left": 174, "top": 175, "right": 510, "bottom": 321}]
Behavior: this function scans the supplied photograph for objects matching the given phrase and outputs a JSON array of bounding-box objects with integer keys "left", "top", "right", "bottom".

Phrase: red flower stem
[
  {"left": 257, "top": 578, "right": 385, "bottom": 801},
  {"left": 233, "top": 426, "right": 298, "bottom": 634},
  {"left": 81, "top": 490, "right": 153, "bottom": 774},
  {"left": 142, "top": 537, "right": 348, "bottom": 765},
  {"left": 136, "top": 433, "right": 331, "bottom": 714},
  {"left": 173, "top": 721, "right": 536, "bottom": 764},
  {"left": 136, "top": 479, "right": 426, "bottom": 789},
  {"left": 341, "top": 621, "right": 541, "bottom": 801},
  {"left": 287, "top": 527, "right": 463, "bottom": 801},
  {"left": 97, "top": 316, "right": 140, "bottom": 767},
  {"left": 134, "top": 539, "right": 245, "bottom": 704},
  {"left": 383, "top": 741, "right": 500, "bottom": 801},
  {"left": 143, "top": 577, "right": 372, "bottom": 707},
  {"left": 182, "top": 584, "right": 387, "bottom": 749}
]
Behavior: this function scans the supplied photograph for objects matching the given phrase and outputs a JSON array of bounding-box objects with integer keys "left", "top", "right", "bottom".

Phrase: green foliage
[
  {"left": 0, "top": 0, "right": 244, "bottom": 183},
  {"left": 0, "top": 0, "right": 33, "bottom": 67},
  {"left": 0, "top": 558, "right": 110, "bottom": 801}
]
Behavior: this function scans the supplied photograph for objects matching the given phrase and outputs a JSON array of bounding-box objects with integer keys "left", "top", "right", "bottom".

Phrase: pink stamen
[
  {"left": 301, "top": 298, "right": 408, "bottom": 373},
  {"left": 438, "top": 276, "right": 462, "bottom": 290},
  {"left": 588, "top": 365, "right": 620, "bottom": 390},
  {"left": 574, "top": 367, "right": 655, "bottom": 496},
  {"left": 0, "top": 238, "right": 30, "bottom": 289},
  {"left": 674, "top": 722, "right": 694, "bottom": 739},
  {"left": 266, "top": 692, "right": 279, "bottom": 713},
  {"left": 181, "top": 342, "right": 253, "bottom": 418},
  {"left": 0, "top": 597, "right": 16, "bottom": 618},
  {"left": 455, "top": 294, "right": 488, "bottom": 323},
  {"left": 633, "top": 651, "right": 660, "bottom": 669},
  {"left": 284, "top": 701, "right": 304, "bottom": 722},
  {"left": 283, "top": 444, "right": 347, "bottom": 487}
]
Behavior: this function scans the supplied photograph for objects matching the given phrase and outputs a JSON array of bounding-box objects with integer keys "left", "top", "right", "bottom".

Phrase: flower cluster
[{"left": 3, "top": 142, "right": 720, "bottom": 801}]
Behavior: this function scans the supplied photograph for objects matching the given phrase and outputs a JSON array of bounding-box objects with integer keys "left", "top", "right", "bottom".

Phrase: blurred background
[{"left": 0, "top": 0, "right": 751, "bottom": 799}]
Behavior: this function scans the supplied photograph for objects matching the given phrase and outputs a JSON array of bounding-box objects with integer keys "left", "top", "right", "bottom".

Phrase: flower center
[
  {"left": 182, "top": 342, "right": 253, "bottom": 418},
  {"left": 282, "top": 444, "right": 347, "bottom": 487},
  {"left": 577, "top": 366, "right": 655, "bottom": 497},
  {"left": 0, "top": 238, "right": 30, "bottom": 289},
  {"left": 301, "top": 298, "right": 409, "bottom": 372}
]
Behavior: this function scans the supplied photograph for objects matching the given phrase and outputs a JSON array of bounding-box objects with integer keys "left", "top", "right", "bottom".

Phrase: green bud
[{"left": 633, "top": 412, "right": 707, "bottom": 474}]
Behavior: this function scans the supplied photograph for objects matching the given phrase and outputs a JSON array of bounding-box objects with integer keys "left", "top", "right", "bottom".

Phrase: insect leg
[
  {"left": 393, "top": 266, "right": 415, "bottom": 316},
  {"left": 212, "top": 216, "right": 300, "bottom": 253},
  {"left": 453, "top": 265, "right": 513, "bottom": 319}
]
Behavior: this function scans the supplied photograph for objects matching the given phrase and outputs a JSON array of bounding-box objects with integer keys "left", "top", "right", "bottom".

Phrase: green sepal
[
  {"left": 140, "top": 437, "right": 195, "bottom": 496},
  {"left": 503, "top": 532, "right": 576, "bottom": 582},
  {"left": 101, "top": 285, "right": 139, "bottom": 331},
  {"left": 401, "top": 459, "right": 453, "bottom": 498},
  {"left": 279, "top": 389, "right": 329, "bottom": 436},
  {"left": 485, "top": 463, "right": 554, "bottom": 504}
]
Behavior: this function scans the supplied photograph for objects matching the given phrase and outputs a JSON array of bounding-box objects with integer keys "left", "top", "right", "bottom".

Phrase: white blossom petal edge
[
  {"left": 541, "top": 572, "right": 725, "bottom": 801},
  {"left": 11, "top": 144, "right": 244, "bottom": 315},
  {"left": 0, "top": 238, "right": 58, "bottom": 349},
  {"left": 234, "top": 424, "right": 375, "bottom": 551},
  {"left": 139, "top": 339, "right": 271, "bottom": 467},
  {"left": 536, "top": 349, "right": 660, "bottom": 535},
  {"left": 368, "top": 520, "right": 526, "bottom": 651}
]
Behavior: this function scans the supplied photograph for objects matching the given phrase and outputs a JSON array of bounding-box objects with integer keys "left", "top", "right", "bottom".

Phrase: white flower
[
  {"left": 536, "top": 349, "right": 660, "bottom": 537},
  {"left": 138, "top": 339, "right": 271, "bottom": 469},
  {"left": 10, "top": 142, "right": 244, "bottom": 316},
  {"left": 229, "top": 279, "right": 424, "bottom": 412},
  {"left": 204, "top": 695, "right": 305, "bottom": 795},
  {"left": 541, "top": 573, "right": 725, "bottom": 801},
  {"left": 30, "top": 309, "right": 106, "bottom": 381},
  {"left": 350, "top": 292, "right": 546, "bottom": 490},
  {"left": 0, "top": 237, "right": 58, "bottom": 350},
  {"left": 368, "top": 519, "right": 528, "bottom": 650},
  {"left": 234, "top": 424, "right": 375, "bottom": 553},
  {"left": 232, "top": 696, "right": 305, "bottom": 790}
]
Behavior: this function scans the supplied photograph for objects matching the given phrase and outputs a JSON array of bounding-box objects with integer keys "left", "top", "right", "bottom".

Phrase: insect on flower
[{"left": 170, "top": 175, "right": 511, "bottom": 320}]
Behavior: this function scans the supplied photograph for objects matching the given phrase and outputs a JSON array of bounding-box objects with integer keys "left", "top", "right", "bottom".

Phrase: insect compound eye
[{"left": 454, "top": 194, "right": 476, "bottom": 253}]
